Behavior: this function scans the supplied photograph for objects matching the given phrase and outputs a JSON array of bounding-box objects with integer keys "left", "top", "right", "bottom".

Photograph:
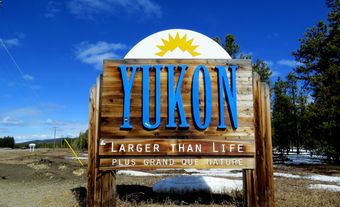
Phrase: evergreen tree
[
  {"left": 285, "top": 72, "right": 311, "bottom": 154},
  {"left": 77, "top": 130, "right": 88, "bottom": 150},
  {"left": 253, "top": 59, "right": 272, "bottom": 84},
  {"left": 286, "top": 72, "right": 300, "bottom": 153},
  {"left": 293, "top": 0, "right": 340, "bottom": 161},
  {"left": 213, "top": 34, "right": 240, "bottom": 58},
  {"left": 297, "top": 91, "right": 312, "bottom": 152},
  {"left": 0, "top": 136, "right": 15, "bottom": 148},
  {"left": 239, "top": 53, "right": 252, "bottom": 59},
  {"left": 272, "top": 78, "right": 292, "bottom": 154}
]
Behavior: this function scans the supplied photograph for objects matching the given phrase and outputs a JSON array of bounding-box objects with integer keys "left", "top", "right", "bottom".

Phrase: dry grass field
[{"left": 0, "top": 148, "right": 339, "bottom": 207}]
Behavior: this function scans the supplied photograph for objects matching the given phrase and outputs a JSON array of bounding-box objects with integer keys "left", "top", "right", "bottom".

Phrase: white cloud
[
  {"left": 5, "top": 104, "right": 63, "bottom": 119},
  {"left": 0, "top": 38, "right": 20, "bottom": 48},
  {"left": 22, "top": 74, "right": 34, "bottom": 81},
  {"left": 7, "top": 81, "right": 40, "bottom": 90},
  {"left": 0, "top": 116, "right": 23, "bottom": 125},
  {"left": 67, "top": 0, "right": 162, "bottom": 19},
  {"left": 75, "top": 41, "right": 126, "bottom": 69},
  {"left": 264, "top": 61, "right": 274, "bottom": 67},
  {"left": 0, "top": 33, "right": 25, "bottom": 48},
  {"left": 44, "top": 118, "right": 66, "bottom": 126},
  {"left": 8, "top": 107, "right": 42, "bottom": 117},
  {"left": 277, "top": 59, "right": 302, "bottom": 68},
  {"left": 45, "top": 1, "right": 60, "bottom": 18},
  {"left": 136, "top": 0, "right": 161, "bottom": 17}
]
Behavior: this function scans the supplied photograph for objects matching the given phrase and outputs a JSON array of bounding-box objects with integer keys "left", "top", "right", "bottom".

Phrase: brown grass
[
  {"left": 275, "top": 177, "right": 340, "bottom": 207},
  {"left": 114, "top": 171, "right": 340, "bottom": 207},
  {"left": 115, "top": 175, "right": 241, "bottom": 206}
]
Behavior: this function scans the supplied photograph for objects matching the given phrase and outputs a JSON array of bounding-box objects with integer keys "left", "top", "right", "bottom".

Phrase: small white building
[{"left": 28, "top": 143, "right": 36, "bottom": 152}]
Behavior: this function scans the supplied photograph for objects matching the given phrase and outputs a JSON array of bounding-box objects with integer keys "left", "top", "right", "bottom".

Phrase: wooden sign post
[{"left": 87, "top": 29, "right": 274, "bottom": 207}]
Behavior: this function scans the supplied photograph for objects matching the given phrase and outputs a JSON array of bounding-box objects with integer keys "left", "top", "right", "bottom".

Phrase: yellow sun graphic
[{"left": 155, "top": 32, "right": 200, "bottom": 57}]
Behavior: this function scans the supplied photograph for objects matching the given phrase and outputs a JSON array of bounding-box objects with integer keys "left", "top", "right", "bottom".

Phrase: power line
[{"left": 0, "top": 39, "right": 41, "bottom": 102}]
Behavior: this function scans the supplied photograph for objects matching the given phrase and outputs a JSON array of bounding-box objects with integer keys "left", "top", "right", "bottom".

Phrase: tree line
[
  {"left": 0, "top": 136, "right": 15, "bottom": 148},
  {"left": 273, "top": 0, "right": 339, "bottom": 161},
  {"left": 215, "top": 0, "right": 339, "bottom": 162},
  {"left": 11, "top": 130, "right": 88, "bottom": 150}
]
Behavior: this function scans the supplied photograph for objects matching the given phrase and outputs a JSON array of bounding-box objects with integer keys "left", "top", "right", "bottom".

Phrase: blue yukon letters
[
  {"left": 117, "top": 64, "right": 238, "bottom": 130},
  {"left": 119, "top": 65, "right": 138, "bottom": 129},
  {"left": 142, "top": 65, "right": 162, "bottom": 130},
  {"left": 192, "top": 65, "right": 212, "bottom": 130},
  {"left": 166, "top": 65, "right": 189, "bottom": 129},
  {"left": 215, "top": 65, "right": 238, "bottom": 129}
]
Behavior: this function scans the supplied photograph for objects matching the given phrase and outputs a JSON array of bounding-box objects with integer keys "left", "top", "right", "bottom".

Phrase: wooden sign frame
[{"left": 87, "top": 59, "right": 274, "bottom": 207}]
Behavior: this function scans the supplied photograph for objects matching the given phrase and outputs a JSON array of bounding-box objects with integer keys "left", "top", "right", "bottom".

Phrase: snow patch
[
  {"left": 285, "top": 154, "right": 325, "bottom": 165},
  {"left": 115, "top": 169, "right": 340, "bottom": 185},
  {"left": 274, "top": 149, "right": 326, "bottom": 165},
  {"left": 115, "top": 169, "right": 242, "bottom": 177},
  {"left": 307, "top": 174, "right": 340, "bottom": 183},
  {"left": 117, "top": 170, "right": 161, "bottom": 176},
  {"left": 153, "top": 176, "right": 242, "bottom": 194},
  {"left": 274, "top": 172, "right": 301, "bottom": 179},
  {"left": 274, "top": 172, "right": 340, "bottom": 183},
  {"left": 184, "top": 169, "right": 242, "bottom": 177},
  {"left": 308, "top": 184, "right": 340, "bottom": 192}
]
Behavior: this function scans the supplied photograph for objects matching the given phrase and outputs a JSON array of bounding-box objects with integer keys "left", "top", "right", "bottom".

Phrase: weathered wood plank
[
  {"left": 99, "top": 139, "right": 255, "bottom": 156},
  {"left": 99, "top": 157, "right": 255, "bottom": 170},
  {"left": 87, "top": 86, "right": 95, "bottom": 207},
  {"left": 94, "top": 171, "right": 102, "bottom": 207},
  {"left": 253, "top": 75, "right": 275, "bottom": 207},
  {"left": 101, "top": 171, "right": 116, "bottom": 207},
  {"left": 253, "top": 73, "right": 266, "bottom": 207},
  {"left": 94, "top": 76, "right": 102, "bottom": 207},
  {"left": 243, "top": 169, "right": 257, "bottom": 207},
  {"left": 262, "top": 83, "right": 275, "bottom": 207}
]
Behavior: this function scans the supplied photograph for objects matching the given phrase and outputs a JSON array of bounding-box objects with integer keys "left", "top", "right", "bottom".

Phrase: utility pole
[{"left": 53, "top": 127, "right": 57, "bottom": 150}]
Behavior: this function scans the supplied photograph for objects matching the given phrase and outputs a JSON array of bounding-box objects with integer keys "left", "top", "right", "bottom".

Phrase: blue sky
[{"left": 0, "top": 0, "right": 329, "bottom": 142}]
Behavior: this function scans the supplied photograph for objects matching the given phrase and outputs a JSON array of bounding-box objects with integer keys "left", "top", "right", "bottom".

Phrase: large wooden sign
[
  {"left": 87, "top": 29, "right": 274, "bottom": 207},
  {"left": 98, "top": 59, "right": 255, "bottom": 170}
]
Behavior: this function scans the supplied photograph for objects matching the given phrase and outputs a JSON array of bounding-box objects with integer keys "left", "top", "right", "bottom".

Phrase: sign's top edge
[{"left": 103, "top": 59, "right": 252, "bottom": 65}]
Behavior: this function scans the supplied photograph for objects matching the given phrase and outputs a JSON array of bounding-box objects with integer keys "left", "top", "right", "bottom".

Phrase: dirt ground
[
  {"left": 0, "top": 148, "right": 87, "bottom": 207},
  {"left": 0, "top": 148, "right": 339, "bottom": 207}
]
